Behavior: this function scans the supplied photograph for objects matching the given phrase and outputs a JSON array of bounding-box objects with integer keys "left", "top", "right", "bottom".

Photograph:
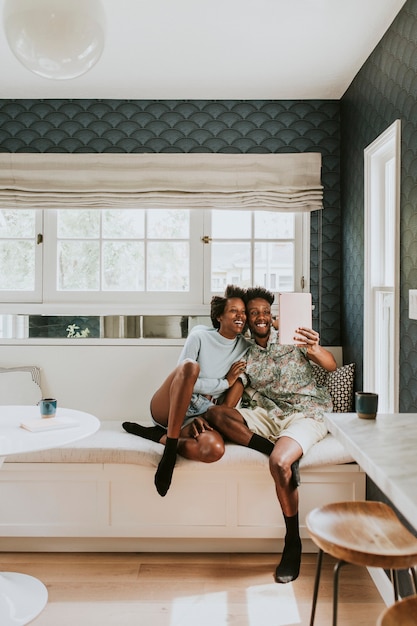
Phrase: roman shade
[{"left": 0, "top": 152, "right": 323, "bottom": 212}]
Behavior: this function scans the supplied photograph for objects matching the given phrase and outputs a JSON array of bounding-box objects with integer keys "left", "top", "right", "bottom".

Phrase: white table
[
  {"left": 0, "top": 405, "right": 100, "bottom": 626},
  {"left": 325, "top": 412, "right": 417, "bottom": 528}
]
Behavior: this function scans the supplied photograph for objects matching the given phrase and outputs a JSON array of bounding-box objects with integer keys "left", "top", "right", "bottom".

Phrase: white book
[
  {"left": 20, "top": 417, "right": 78, "bottom": 432},
  {"left": 278, "top": 292, "right": 313, "bottom": 345}
]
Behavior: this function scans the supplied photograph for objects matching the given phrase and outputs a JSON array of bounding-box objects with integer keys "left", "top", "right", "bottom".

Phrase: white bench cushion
[{"left": 6, "top": 419, "right": 354, "bottom": 469}]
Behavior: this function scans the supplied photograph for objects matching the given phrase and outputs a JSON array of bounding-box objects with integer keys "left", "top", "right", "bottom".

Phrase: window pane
[
  {"left": 0, "top": 210, "right": 36, "bottom": 291},
  {"left": 57, "top": 210, "right": 100, "bottom": 238},
  {"left": 58, "top": 241, "right": 100, "bottom": 290},
  {"left": 211, "top": 242, "right": 251, "bottom": 291},
  {"left": 254, "top": 212, "right": 295, "bottom": 239},
  {"left": 147, "top": 209, "right": 189, "bottom": 238},
  {"left": 212, "top": 210, "right": 251, "bottom": 238},
  {"left": 103, "top": 209, "right": 145, "bottom": 238},
  {"left": 0, "top": 209, "right": 35, "bottom": 237},
  {"left": 147, "top": 242, "right": 189, "bottom": 291},
  {"left": 103, "top": 241, "right": 144, "bottom": 290},
  {"left": 0, "top": 241, "right": 35, "bottom": 290},
  {"left": 254, "top": 242, "right": 294, "bottom": 291}
]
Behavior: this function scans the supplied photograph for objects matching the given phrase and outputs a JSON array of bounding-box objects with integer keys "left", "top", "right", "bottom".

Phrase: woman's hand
[
  {"left": 181, "top": 416, "right": 214, "bottom": 439},
  {"left": 225, "top": 360, "right": 246, "bottom": 388}
]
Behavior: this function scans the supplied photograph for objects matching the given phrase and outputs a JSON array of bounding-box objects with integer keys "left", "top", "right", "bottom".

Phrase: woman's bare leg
[
  {"left": 123, "top": 359, "right": 199, "bottom": 440},
  {"left": 150, "top": 358, "right": 199, "bottom": 436},
  {"left": 124, "top": 359, "right": 225, "bottom": 495},
  {"left": 149, "top": 359, "right": 199, "bottom": 496}
]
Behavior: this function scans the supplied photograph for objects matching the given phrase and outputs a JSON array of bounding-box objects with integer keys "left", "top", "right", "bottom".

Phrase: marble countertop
[{"left": 325, "top": 412, "right": 417, "bottom": 528}]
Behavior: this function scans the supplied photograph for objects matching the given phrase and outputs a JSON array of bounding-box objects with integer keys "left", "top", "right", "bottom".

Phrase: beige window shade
[{"left": 0, "top": 152, "right": 323, "bottom": 211}]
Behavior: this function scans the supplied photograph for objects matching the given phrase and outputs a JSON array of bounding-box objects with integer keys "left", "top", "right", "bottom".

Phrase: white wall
[
  {"left": 1, "top": 343, "right": 342, "bottom": 421},
  {"left": 1, "top": 344, "right": 181, "bottom": 420}
]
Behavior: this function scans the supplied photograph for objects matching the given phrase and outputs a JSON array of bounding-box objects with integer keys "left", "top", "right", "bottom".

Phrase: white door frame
[{"left": 363, "top": 120, "right": 400, "bottom": 412}]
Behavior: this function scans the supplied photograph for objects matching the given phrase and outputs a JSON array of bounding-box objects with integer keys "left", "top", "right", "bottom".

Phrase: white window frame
[{"left": 1, "top": 208, "right": 310, "bottom": 312}]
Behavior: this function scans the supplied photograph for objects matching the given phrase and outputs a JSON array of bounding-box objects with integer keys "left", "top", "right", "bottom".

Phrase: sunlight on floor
[
  {"left": 246, "top": 583, "right": 300, "bottom": 625},
  {"left": 170, "top": 583, "right": 300, "bottom": 626},
  {"left": 170, "top": 591, "right": 228, "bottom": 626}
]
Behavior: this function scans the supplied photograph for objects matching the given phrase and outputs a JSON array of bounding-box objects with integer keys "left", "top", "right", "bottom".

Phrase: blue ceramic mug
[
  {"left": 355, "top": 392, "right": 378, "bottom": 419},
  {"left": 38, "top": 398, "right": 57, "bottom": 418}
]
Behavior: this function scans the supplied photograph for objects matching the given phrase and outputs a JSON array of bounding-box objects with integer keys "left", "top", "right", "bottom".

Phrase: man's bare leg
[
  {"left": 207, "top": 406, "right": 300, "bottom": 485},
  {"left": 208, "top": 406, "right": 303, "bottom": 582},
  {"left": 269, "top": 436, "right": 303, "bottom": 583}
]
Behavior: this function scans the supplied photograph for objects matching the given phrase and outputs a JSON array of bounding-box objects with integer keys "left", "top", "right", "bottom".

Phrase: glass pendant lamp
[{"left": 3, "top": 0, "right": 105, "bottom": 80}]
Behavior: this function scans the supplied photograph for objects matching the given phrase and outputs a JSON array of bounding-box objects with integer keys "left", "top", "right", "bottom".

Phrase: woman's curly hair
[{"left": 210, "top": 285, "right": 246, "bottom": 329}]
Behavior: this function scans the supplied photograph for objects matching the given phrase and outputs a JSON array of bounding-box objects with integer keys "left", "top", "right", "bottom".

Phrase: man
[
  {"left": 122, "top": 285, "right": 249, "bottom": 497},
  {"left": 206, "top": 286, "right": 336, "bottom": 583}
]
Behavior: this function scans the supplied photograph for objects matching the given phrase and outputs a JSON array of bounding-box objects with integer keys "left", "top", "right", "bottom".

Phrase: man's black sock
[
  {"left": 248, "top": 433, "right": 274, "bottom": 456},
  {"left": 154, "top": 437, "right": 178, "bottom": 497},
  {"left": 122, "top": 422, "right": 165, "bottom": 443},
  {"left": 291, "top": 460, "right": 301, "bottom": 488},
  {"left": 275, "top": 512, "right": 302, "bottom": 584}
]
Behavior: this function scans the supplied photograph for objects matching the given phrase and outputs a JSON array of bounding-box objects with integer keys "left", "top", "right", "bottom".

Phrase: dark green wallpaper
[
  {"left": 341, "top": 0, "right": 417, "bottom": 408},
  {"left": 0, "top": 99, "right": 341, "bottom": 345}
]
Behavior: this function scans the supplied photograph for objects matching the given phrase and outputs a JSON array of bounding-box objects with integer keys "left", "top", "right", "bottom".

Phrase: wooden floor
[{"left": 2, "top": 551, "right": 386, "bottom": 626}]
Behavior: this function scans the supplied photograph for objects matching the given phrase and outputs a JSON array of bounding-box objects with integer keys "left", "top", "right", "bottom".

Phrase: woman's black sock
[
  {"left": 274, "top": 512, "right": 302, "bottom": 584},
  {"left": 154, "top": 437, "right": 178, "bottom": 497},
  {"left": 122, "top": 422, "right": 165, "bottom": 443}
]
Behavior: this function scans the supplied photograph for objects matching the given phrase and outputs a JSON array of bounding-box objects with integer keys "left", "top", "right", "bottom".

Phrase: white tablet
[{"left": 278, "top": 292, "right": 313, "bottom": 345}]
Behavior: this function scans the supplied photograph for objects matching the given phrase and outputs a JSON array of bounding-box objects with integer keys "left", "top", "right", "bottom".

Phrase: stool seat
[
  {"left": 377, "top": 595, "right": 417, "bottom": 626},
  {"left": 306, "top": 501, "right": 417, "bottom": 626},
  {"left": 306, "top": 500, "right": 417, "bottom": 569}
]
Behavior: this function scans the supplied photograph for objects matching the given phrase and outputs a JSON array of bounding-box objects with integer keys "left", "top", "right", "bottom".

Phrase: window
[
  {"left": 0, "top": 209, "right": 43, "bottom": 302},
  {"left": 0, "top": 208, "right": 309, "bottom": 309},
  {"left": 205, "top": 209, "right": 307, "bottom": 302}
]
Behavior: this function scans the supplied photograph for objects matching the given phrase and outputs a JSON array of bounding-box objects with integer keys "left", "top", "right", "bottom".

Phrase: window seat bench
[
  {"left": 0, "top": 346, "right": 364, "bottom": 552},
  {"left": 0, "top": 419, "right": 365, "bottom": 553}
]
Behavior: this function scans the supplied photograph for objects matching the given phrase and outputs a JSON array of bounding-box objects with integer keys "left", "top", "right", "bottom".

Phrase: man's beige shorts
[{"left": 237, "top": 406, "right": 328, "bottom": 454}]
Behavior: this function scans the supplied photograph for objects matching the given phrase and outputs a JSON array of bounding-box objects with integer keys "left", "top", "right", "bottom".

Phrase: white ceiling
[{"left": 0, "top": 0, "right": 408, "bottom": 100}]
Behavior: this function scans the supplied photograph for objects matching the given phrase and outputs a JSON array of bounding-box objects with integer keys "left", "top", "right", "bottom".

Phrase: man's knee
[
  {"left": 196, "top": 430, "right": 225, "bottom": 463},
  {"left": 269, "top": 454, "right": 293, "bottom": 484}
]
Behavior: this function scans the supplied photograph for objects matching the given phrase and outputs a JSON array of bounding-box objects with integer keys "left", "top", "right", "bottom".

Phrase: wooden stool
[
  {"left": 306, "top": 501, "right": 417, "bottom": 626},
  {"left": 377, "top": 595, "right": 417, "bottom": 625}
]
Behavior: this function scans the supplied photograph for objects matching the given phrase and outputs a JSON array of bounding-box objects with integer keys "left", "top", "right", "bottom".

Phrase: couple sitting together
[{"left": 123, "top": 285, "right": 336, "bottom": 583}]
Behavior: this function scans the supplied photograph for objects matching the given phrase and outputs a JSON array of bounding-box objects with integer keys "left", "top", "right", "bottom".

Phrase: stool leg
[
  {"left": 391, "top": 570, "right": 399, "bottom": 601},
  {"left": 409, "top": 566, "right": 417, "bottom": 594},
  {"left": 333, "top": 560, "right": 348, "bottom": 626},
  {"left": 309, "top": 549, "right": 323, "bottom": 626}
]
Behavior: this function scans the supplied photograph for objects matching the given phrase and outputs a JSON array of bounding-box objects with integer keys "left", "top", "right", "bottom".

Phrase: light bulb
[{"left": 3, "top": 0, "right": 105, "bottom": 80}]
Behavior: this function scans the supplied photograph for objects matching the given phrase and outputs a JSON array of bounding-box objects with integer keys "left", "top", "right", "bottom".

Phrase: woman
[{"left": 123, "top": 284, "right": 249, "bottom": 496}]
